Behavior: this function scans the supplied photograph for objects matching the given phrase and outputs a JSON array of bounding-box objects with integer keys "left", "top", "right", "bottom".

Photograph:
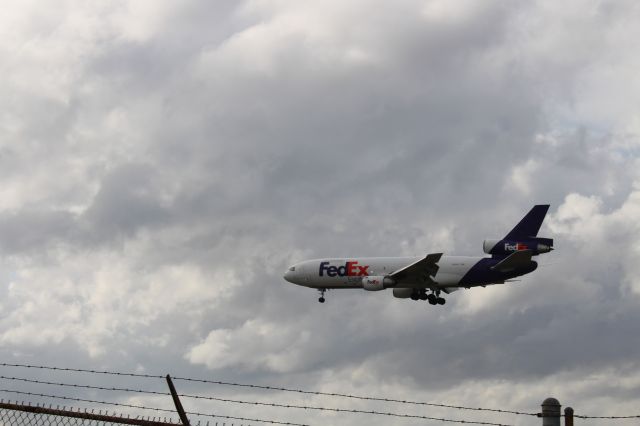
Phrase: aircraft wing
[
  {"left": 491, "top": 250, "right": 532, "bottom": 273},
  {"left": 389, "top": 253, "right": 443, "bottom": 286}
]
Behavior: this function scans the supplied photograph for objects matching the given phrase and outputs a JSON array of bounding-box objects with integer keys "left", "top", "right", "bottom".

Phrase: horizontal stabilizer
[{"left": 491, "top": 250, "right": 532, "bottom": 273}]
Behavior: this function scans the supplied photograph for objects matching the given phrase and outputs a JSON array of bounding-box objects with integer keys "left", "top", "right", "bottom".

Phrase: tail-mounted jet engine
[
  {"left": 362, "top": 276, "right": 395, "bottom": 291},
  {"left": 483, "top": 237, "right": 553, "bottom": 256}
]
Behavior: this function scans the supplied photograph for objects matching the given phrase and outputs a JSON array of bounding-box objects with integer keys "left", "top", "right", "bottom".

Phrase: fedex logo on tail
[
  {"left": 319, "top": 261, "right": 369, "bottom": 277},
  {"left": 505, "top": 242, "right": 529, "bottom": 251}
]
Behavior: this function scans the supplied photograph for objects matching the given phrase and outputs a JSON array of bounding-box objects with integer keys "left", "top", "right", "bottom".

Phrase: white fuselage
[{"left": 284, "top": 256, "right": 485, "bottom": 290}]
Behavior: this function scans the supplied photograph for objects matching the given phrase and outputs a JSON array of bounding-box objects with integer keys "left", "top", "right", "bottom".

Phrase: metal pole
[
  {"left": 166, "top": 374, "right": 191, "bottom": 426},
  {"left": 539, "top": 397, "right": 561, "bottom": 426},
  {"left": 564, "top": 407, "right": 574, "bottom": 426}
]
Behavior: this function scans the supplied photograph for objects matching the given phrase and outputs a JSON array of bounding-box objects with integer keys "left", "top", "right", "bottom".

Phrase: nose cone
[
  {"left": 283, "top": 270, "right": 294, "bottom": 283},
  {"left": 284, "top": 265, "right": 303, "bottom": 284}
]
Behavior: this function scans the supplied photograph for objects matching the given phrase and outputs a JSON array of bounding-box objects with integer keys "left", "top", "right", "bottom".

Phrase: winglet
[{"left": 504, "top": 205, "right": 550, "bottom": 239}]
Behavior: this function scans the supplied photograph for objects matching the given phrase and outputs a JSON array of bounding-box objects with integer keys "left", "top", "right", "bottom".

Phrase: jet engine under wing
[
  {"left": 491, "top": 249, "right": 532, "bottom": 273},
  {"left": 389, "top": 253, "right": 443, "bottom": 286}
]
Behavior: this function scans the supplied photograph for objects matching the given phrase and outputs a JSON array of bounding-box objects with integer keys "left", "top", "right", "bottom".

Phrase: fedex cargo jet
[{"left": 284, "top": 205, "right": 553, "bottom": 305}]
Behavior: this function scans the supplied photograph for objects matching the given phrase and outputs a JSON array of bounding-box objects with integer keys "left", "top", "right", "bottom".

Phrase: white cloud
[
  {"left": 0, "top": 243, "right": 238, "bottom": 357},
  {"left": 187, "top": 319, "right": 319, "bottom": 373}
]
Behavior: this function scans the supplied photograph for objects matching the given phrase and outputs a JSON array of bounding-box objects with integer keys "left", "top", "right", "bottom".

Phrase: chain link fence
[{"left": 0, "top": 402, "right": 179, "bottom": 426}]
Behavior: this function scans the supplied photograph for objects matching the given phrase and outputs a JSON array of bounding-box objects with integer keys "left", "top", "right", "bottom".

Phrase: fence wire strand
[
  {"left": 0, "top": 362, "right": 534, "bottom": 416},
  {"left": 4, "top": 362, "right": 640, "bottom": 421},
  {"left": 0, "top": 379, "right": 513, "bottom": 426}
]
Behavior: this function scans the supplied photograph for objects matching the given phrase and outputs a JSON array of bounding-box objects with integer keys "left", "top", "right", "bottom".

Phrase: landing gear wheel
[
  {"left": 427, "top": 294, "right": 437, "bottom": 305},
  {"left": 317, "top": 288, "right": 327, "bottom": 304},
  {"left": 437, "top": 297, "right": 446, "bottom": 305},
  {"left": 318, "top": 297, "right": 325, "bottom": 303}
]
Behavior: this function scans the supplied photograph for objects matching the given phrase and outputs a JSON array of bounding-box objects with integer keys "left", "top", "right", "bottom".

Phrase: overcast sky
[{"left": 1, "top": 1, "right": 640, "bottom": 425}]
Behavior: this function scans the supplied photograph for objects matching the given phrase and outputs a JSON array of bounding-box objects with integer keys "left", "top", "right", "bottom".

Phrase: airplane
[{"left": 283, "top": 205, "right": 553, "bottom": 305}]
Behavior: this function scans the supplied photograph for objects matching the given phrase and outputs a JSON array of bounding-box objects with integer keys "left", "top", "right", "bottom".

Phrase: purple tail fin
[{"left": 504, "top": 205, "right": 550, "bottom": 239}]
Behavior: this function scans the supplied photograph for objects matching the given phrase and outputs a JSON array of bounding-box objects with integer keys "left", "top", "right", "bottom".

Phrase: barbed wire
[
  {"left": 0, "top": 376, "right": 168, "bottom": 397},
  {"left": 0, "top": 364, "right": 163, "bottom": 380},
  {"left": 575, "top": 414, "right": 640, "bottom": 419},
  {"left": 0, "top": 376, "right": 512, "bottom": 426},
  {"left": 178, "top": 393, "right": 514, "bottom": 425},
  {"left": 0, "top": 362, "right": 533, "bottom": 416},
  {"left": 172, "top": 376, "right": 536, "bottom": 416},
  {"left": 0, "top": 389, "right": 308, "bottom": 426},
  {"left": 4, "top": 362, "right": 640, "bottom": 421}
]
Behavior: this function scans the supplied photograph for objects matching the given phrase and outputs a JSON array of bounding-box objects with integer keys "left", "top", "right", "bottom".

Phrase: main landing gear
[
  {"left": 411, "top": 289, "right": 445, "bottom": 305},
  {"left": 318, "top": 288, "right": 326, "bottom": 303},
  {"left": 428, "top": 293, "right": 446, "bottom": 305}
]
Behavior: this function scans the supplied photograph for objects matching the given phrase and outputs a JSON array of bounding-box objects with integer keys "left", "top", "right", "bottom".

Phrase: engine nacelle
[
  {"left": 392, "top": 288, "right": 415, "bottom": 298},
  {"left": 483, "top": 237, "right": 553, "bottom": 256},
  {"left": 483, "top": 239, "right": 501, "bottom": 254},
  {"left": 362, "top": 276, "right": 394, "bottom": 291}
]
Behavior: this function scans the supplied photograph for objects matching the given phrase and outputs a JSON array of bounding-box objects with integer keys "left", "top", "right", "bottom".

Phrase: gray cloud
[{"left": 1, "top": 1, "right": 640, "bottom": 425}]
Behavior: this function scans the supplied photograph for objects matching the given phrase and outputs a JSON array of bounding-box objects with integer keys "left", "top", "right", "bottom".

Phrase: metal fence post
[
  {"left": 166, "top": 375, "right": 190, "bottom": 426},
  {"left": 540, "top": 397, "right": 561, "bottom": 426},
  {"left": 564, "top": 407, "right": 573, "bottom": 426}
]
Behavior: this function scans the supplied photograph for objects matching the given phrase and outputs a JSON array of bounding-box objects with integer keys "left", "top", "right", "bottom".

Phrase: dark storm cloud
[
  {"left": 81, "top": 163, "right": 172, "bottom": 239},
  {"left": 130, "top": 0, "right": 543, "bottom": 263},
  {"left": 0, "top": 210, "right": 75, "bottom": 253}
]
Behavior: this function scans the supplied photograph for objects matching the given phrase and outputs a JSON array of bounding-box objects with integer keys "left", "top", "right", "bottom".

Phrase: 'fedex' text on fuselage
[{"left": 319, "top": 261, "right": 369, "bottom": 277}]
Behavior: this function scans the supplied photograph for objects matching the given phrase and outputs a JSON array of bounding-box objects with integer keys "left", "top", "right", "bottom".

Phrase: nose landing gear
[{"left": 318, "top": 288, "right": 326, "bottom": 303}]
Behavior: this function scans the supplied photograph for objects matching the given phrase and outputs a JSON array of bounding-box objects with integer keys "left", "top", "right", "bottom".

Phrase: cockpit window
[{"left": 289, "top": 266, "right": 296, "bottom": 272}]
